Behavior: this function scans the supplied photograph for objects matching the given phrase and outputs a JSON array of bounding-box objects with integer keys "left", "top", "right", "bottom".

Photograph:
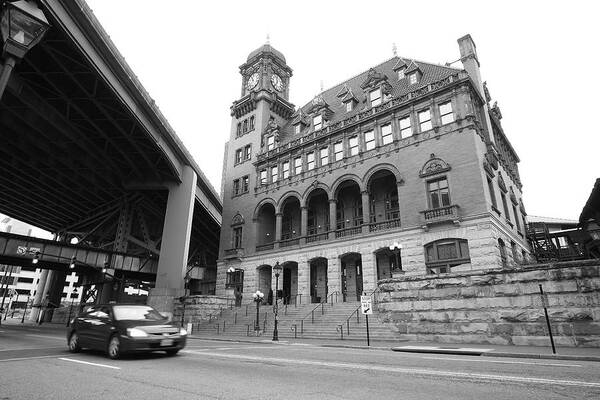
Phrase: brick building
[{"left": 216, "top": 35, "right": 529, "bottom": 305}]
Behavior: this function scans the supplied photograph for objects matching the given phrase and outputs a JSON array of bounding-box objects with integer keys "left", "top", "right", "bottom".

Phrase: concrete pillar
[
  {"left": 148, "top": 165, "right": 197, "bottom": 316},
  {"left": 97, "top": 269, "right": 115, "bottom": 304},
  {"left": 361, "top": 190, "right": 370, "bottom": 233},
  {"left": 275, "top": 212, "right": 282, "bottom": 248},
  {"left": 327, "top": 256, "right": 341, "bottom": 300},
  {"left": 297, "top": 259, "right": 310, "bottom": 305},
  {"left": 328, "top": 199, "right": 337, "bottom": 240},
  {"left": 40, "top": 270, "right": 67, "bottom": 323},
  {"left": 300, "top": 206, "right": 308, "bottom": 244},
  {"left": 29, "top": 269, "right": 49, "bottom": 322},
  {"left": 361, "top": 251, "right": 377, "bottom": 294}
]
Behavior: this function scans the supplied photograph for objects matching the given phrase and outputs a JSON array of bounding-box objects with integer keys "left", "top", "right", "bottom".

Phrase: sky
[{"left": 85, "top": 0, "right": 599, "bottom": 221}]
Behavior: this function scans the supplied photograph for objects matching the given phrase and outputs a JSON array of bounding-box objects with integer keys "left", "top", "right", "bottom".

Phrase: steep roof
[
  {"left": 247, "top": 43, "right": 286, "bottom": 64},
  {"left": 279, "top": 56, "right": 461, "bottom": 141}
]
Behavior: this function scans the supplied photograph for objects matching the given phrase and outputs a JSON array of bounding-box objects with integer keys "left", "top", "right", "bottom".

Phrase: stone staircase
[{"left": 191, "top": 299, "right": 397, "bottom": 341}]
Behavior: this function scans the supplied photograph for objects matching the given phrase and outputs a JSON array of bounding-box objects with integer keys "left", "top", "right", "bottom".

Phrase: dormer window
[
  {"left": 369, "top": 88, "right": 382, "bottom": 107},
  {"left": 266, "top": 135, "right": 275, "bottom": 151},
  {"left": 408, "top": 72, "right": 418, "bottom": 85},
  {"left": 345, "top": 101, "right": 353, "bottom": 112},
  {"left": 397, "top": 68, "right": 405, "bottom": 80},
  {"left": 313, "top": 115, "right": 322, "bottom": 131},
  {"left": 294, "top": 124, "right": 301, "bottom": 134}
]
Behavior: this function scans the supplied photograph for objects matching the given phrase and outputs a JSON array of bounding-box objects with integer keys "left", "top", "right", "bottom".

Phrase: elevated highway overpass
[{"left": 0, "top": 0, "right": 221, "bottom": 316}]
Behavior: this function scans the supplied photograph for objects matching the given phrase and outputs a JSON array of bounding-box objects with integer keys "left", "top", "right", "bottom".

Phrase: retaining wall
[{"left": 377, "top": 260, "right": 600, "bottom": 347}]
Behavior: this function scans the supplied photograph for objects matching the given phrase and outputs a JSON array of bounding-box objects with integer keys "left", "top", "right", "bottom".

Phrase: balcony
[
  {"left": 420, "top": 205, "right": 460, "bottom": 227},
  {"left": 335, "top": 226, "right": 362, "bottom": 238},
  {"left": 223, "top": 248, "right": 244, "bottom": 259},
  {"left": 255, "top": 243, "right": 274, "bottom": 252},
  {"left": 306, "top": 233, "right": 328, "bottom": 243},
  {"left": 369, "top": 218, "right": 401, "bottom": 233},
  {"left": 280, "top": 238, "right": 300, "bottom": 248}
]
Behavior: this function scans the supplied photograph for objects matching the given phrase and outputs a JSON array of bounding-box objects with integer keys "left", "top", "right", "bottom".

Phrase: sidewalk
[{"left": 187, "top": 333, "right": 600, "bottom": 362}]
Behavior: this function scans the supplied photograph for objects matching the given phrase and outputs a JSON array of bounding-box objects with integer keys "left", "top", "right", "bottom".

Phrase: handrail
[
  {"left": 296, "top": 291, "right": 339, "bottom": 331},
  {"left": 342, "top": 287, "right": 380, "bottom": 336}
]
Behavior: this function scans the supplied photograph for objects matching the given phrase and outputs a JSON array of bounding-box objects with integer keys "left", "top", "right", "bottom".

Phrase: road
[{"left": 0, "top": 324, "right": 599, "bottom": 399}]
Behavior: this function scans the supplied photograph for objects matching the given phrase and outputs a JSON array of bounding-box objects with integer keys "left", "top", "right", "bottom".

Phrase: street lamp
[
  {"left": 0, "top": 0, "right": 50, "bottom": 99},
  {"left": 252, "top": 290, "right": 264, "bottom": 334},
  {"left": 272, "top": 261, "right": 282, "bottom": 341}
]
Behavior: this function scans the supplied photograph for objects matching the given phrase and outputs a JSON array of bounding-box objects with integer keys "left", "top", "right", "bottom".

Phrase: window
[
  {"left": 385, "top": 190, "right": 399, "bottom": 220},
  {"left": 353, "top": 199, "right": 363, "bottom": 226},
  {"left": 345, "top": 101, "right": 353, "bottom": 112},
  {"left": 362, "top": 130, "right": 375, "bottom": 151},
  {"left": 307, "top": 152, "right": 315, "bottom": 170},
  {"left": 512, "top": 204, "right": 521, "bottom": 231},
  {"left": 381, "top": 123, "right": 393, "bottom": 145},
  {"left": 233, "top": 227, "right": 243, "bottom": 249},
  {"left": 241, "top": 175, "right": 249, "bottom": 193},
  {"left": 369, "top": 88, "right": 382, "bottom": 107},
  {"left": 349, "top": 136, "right": 359, "bottom": 156},
  {"left": 282, "top": 161, "right": 290, "bottom": 179},
  {"left": 271, "top": 166, "right": 278, "bottom": 183},
  {"left": 235, "top": 149, "right": 243, "bottom": 164},
  {"left": 294, "top": 157, "right": 302, "bottom": 175},
  {"left": 398, "top": 68, "right": 405, "bottom": 80},
  {"left": 511, "top": 241, "right": 519, "bottom": 265},
  {"left": 487, "top": 178, "right": 498, "bottom": 209},
  {"left": 427, "top": 177, "right": 450, "bottom": 209},
  {"left": 439, "top": 101, "right": 454, "bottom": 125},
  {"left": 408, "top": 72, "right": 417, "bottom": 85},
  {"left": 244, "top": 144, "right": 251, "bottom": 161},
  {"left": 266, "top": 135, "right": 275, "bottom": 151},
  {"left": 334, "top": 142, "right": 343, "bottom": 161},
  {"left": 424, "top": 239, "right": 470, "bottom": 274},
  {"left": 313, "top": 115, "right": 322, "bottom": 131},
  {"left": 498, "top": 239, "right": 507, "bottom": 268},
  {"left": 225, "top": 268, "right": 244, "bottom": 288},
  {"left": 501, "top": 192, "right": 510, "bottom": 221},
  {"left": 243, "top": 120, "right": 248, "bottom": 133},
  {"left": 294, "top": 124, "right": 301, "bottom": 134},
  {"left": 236, "top": 123, "right": 241, "bottom": 137},
  {"left": 418, "top": 109, "right": 432, "bottom": 132},
  {"left": 399, "top": 116, "right": 412, "bottom": 138},
  {"left": 249, "top": 116, "right": 255, "bottom": 131},
  {"left": 260, "top": 169, "right": 267, "bottom": 185},
  {"left": 320, "top": 147, "right": 328, "bottom": 166},
  {"left": 233, "top": 179, "right": 240, "bottom": 196}
]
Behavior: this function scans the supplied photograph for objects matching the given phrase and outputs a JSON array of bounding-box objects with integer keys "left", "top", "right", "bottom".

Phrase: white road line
[
  {"left": 25, "top": 334, "right": 64, "bottom": 341},
  {"left": 186, "top": 345, "right": 284, "bottom": 351},
  {"left": 422, "top": 356, "right": 582, "bottom": 368},
  {"left": 181, "top": 350, "right": 600, "bottom": 388},
  {"left": 0, "top": 346, "right": 63, "bottom": 352},
  {"left": 0, "top": 355, "right": 62, "bottom": 362},
  {"left": 58, "top": 357, "right": 120, "bottom": 370}
]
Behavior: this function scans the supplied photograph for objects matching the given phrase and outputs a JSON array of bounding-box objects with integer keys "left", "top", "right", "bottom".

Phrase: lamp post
[
  {"left": 272, "top": 261, "right": 282, "bottom": 341},
  {"left": 66, "top": 287, "right": 78, "bottom": 327},
  {"left": 0, "top": 0, "right": 50, "bottom": 100},
  {"left": 252, "top": 290, "right": 264, "bottom": 334}
]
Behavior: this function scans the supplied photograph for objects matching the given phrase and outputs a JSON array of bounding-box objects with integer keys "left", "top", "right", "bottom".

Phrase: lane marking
[
  {"left": 25, "top": 334, "right": 64, "bottom": 341},
  {"left": 422, "top": 356, "right": 582, "bottom": 368},
  {"left": 186, "top": 345, "right": 284, "bottom": 351},
  {"left": 0, "top": 346, "right": 63, "bottom": 352},
  {"left": 0, "top": 355, "right": 62, "bottom": 362},
  {"left": 181, "top": 350, "right": 600, "bottom": 388},
  {"left": 58, "top": 357, "right": 120, "bottom": 370}
]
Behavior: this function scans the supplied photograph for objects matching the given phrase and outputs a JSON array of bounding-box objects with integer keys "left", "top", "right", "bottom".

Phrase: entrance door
[
  {"left": 355, "top": 263, "right": 363, "bottom": 301},
  {"left": 283, "top": 268, "right": 291, "bottom": 304}
]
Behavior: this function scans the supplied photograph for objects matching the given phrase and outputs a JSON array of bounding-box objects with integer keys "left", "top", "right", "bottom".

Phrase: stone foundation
[
  {"left": 172, "top": 295, "right": 230, "bottom": 325},
  {"left": 377, "top": 260, "right": 600, "bottom": 347}
]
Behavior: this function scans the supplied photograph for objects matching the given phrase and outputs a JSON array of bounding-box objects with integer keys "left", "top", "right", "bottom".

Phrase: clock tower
[{"left": 219, "top": 43, "right": 295, "bottom": 277}]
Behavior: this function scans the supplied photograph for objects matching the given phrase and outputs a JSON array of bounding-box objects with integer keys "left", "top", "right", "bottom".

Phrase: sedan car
[{"left": 67, "top": 303, "right": 187, "bottom": 359}]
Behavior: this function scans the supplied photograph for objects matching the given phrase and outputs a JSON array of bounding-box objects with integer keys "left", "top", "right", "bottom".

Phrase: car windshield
[{"left": 112, "top": 305, "right": 165, "bottom": 321}]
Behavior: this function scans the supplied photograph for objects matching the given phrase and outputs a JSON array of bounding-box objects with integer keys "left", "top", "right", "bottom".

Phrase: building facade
[{"left": 216, "top": 35, "right": 529, "bottom": 304}]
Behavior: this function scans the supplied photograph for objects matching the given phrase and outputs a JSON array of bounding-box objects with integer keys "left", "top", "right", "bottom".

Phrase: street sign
[{"left": 360, "top": 295, "right": 372, "bottom": 315}]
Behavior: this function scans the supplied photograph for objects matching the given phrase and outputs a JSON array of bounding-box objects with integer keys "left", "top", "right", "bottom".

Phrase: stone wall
[
  {"left": 172, "top": 295, "right": 230, "bottom": 325},
  {"left": 377, "top": 260, "right": 600, "bottom": 347}
]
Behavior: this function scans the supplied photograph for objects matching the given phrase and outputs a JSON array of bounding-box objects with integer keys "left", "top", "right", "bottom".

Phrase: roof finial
[
  {"left": 392, "top": 42, "right": 397, "bottom": 57},
  {"left": 266, "top": 34, "right": 270, "bottom": 45}
]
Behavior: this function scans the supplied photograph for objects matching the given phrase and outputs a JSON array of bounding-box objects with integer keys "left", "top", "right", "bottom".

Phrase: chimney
[{"left": 458, "top": 34, "right": 484, "bottom": 98}]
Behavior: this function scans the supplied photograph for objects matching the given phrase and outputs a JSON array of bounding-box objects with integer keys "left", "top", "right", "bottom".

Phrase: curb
[
  {"left": 482, "top": 352, "right": 600, "bottom": 362},
  {"left": 391, "top": 346, "right": 491, "bottom": 356}
]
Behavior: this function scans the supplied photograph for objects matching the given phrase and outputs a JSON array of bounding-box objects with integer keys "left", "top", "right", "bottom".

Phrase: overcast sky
[{"left": 86, "top": 0, "right": 599, "bottom": 221}]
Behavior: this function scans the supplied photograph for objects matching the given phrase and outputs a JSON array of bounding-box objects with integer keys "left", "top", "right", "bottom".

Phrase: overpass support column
[
  {"left": 39, "top": 270, "right": 67, "bottom": 323},
  {"left": 148, "top": 165, "right": 197, "bottom": 317},
  {"left": 29, "top": 269, "right": 49, "bottom": 322}
]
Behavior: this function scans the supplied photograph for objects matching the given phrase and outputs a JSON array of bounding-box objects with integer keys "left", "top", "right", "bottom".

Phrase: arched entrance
[
  {"left": 309, "top": 257, "right": 328, "bottom": 303},
  {"left": 281, "top": 261, "right": 298, "bottom": 304},
  {"left": 281, "top": 197, "right": 301, "bottom": 246},
  {"left": 257, "top": 264, "right": 272, "bottom": 304},
  {"left": 340, "top": 253, "right": 362, "bottom": 302},
  {"left": 256, "top": 203, "right": 276, "bottom": 247}
]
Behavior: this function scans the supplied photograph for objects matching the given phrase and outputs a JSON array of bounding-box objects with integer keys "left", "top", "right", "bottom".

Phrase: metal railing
[
  {"left": 369, "top": 218, "right": 401, "bottom": 232},
  {"left": 342, "top": 287, "right": 380, "bottom": 336},
  {"left": 297, "top": 291, "right": 339, "bottom": 334},
  {"left": 335, "top": 227, "right": 361, "bottom": 238},
  {"left": 255, "top": 243, "right": 274, "bottom": 252}
]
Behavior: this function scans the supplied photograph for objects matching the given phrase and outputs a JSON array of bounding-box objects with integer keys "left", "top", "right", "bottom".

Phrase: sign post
[
  {"left": 361, "top": 295, "right": 373, "bottom": 347},
  {"left": 539, "top": 284, "right": 556, "bottom": 354}
]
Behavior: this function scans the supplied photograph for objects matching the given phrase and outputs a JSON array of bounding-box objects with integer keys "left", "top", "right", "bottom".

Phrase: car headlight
[
  {"left": 127, "top": 328, "right": 148, "bottom": 338},
  {"left": 179, "top": 328, "right": 187, "bottom": 336}
]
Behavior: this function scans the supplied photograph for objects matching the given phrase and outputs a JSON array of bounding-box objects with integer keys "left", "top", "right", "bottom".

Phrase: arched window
[
  {"left": 236, "top": 123, "right": 242, "bottom": 137},
  {"left": 424, "top": 239, "right": 470, "bottom": 274},
  {"left": 243, "top": 120, "right": 248, "bottom": 133},
  {"left": 498, "top": 239, "right": 507, "bottom": 268},
  {"left": 385, "top": 190, "right": 399, "bottom": 220},
  {"left": 231, "top": 213, "right": 244, "bottom": 249},
  {"left": 249, "top": 116, "right": 255, "bottom": 131}
]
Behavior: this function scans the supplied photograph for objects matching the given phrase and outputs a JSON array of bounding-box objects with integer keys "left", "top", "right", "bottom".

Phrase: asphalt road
[{"left": 1, "top": 324, "right": 599, "bottom": 400}]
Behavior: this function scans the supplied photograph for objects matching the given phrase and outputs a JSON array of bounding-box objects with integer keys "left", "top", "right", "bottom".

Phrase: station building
[{"left": 216, "top": 35, "right": 529, "bottom": 305}]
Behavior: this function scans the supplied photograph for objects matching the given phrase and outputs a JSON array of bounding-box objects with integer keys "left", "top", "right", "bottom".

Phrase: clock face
[
  {"left": 270, "top": 74, "right": 284, "bottom": 91},
  {"left": 246, "top": 73, "right": 260, "bottom": 90}
]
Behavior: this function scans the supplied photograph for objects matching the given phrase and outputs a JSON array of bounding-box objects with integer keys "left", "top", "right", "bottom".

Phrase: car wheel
[
  {"left": 165, "top": 349, "right": 179, "bottom": 356},
  {"left": 68, "top": 332, "right": 81, "bottom": 353},
  {"left": 107, "top": 335, "right": 121, "bottom": 359}
]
